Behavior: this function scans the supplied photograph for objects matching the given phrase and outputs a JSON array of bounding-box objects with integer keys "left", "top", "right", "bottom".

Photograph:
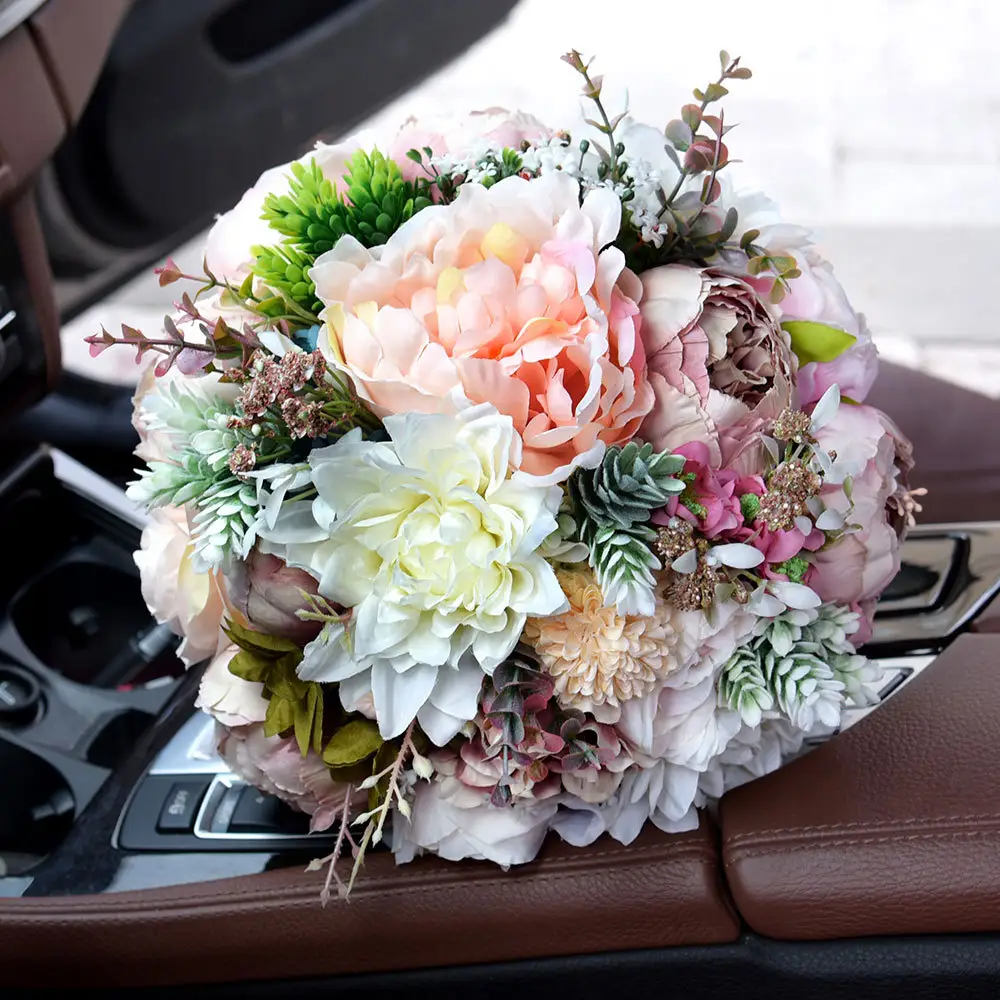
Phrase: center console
[{"left": 0, "top": 448, "right": 340, "bottom": 899}]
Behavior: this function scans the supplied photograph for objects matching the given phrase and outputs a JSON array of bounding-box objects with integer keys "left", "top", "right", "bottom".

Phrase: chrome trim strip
[
  {"left": 192, "top": 775, "right": 321, "bottom": 843},
  {"left": 50, "top": 447, "right": 148, "bottom": 531}
]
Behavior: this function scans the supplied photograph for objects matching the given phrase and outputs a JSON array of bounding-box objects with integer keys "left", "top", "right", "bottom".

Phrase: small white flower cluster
[{"left": 519, "top": 136, "right": 583, "bottom": 177}]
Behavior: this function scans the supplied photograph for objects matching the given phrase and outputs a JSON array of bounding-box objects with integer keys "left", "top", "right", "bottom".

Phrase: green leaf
[
  {"left": 227, "top": 648, "right": 270, "bottom": 684},
  {"left": 294, "top": 683, "right": 324, "bottom": 756},
  {"left": 781, "top": 320, "right": 857, "bottom": 365},
  {"left": 263, "top": 695, "right": 295, "bottom": 738},
  {"left": 323, "top": 718, "right": 384, "bottom": 767},
  {"left": 223, "top": 618, "right": 301, "bottom": 657},
  {"left": 327, "top": 760, "right": 375, "bottom": 784}
]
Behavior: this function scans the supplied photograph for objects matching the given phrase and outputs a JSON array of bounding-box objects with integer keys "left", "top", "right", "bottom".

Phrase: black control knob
[{"left": 0, "top": 664, "right": 42, "bottom": 727}]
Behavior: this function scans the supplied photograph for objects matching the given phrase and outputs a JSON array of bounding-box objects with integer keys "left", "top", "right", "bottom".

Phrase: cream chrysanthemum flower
[
  {"left": 259, "top": 403, "right": 567, "bottom": 745},
  {"left": 524, "top": 569, "right": 680, "bottom": 723}
]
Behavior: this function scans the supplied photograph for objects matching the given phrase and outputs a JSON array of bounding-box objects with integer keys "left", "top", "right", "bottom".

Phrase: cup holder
[
  {"left": 9, "top": 560, "right": 161, "bottom": 687},
  {"left": 0, "top": 740, "right": 76, "bottom": 874}
]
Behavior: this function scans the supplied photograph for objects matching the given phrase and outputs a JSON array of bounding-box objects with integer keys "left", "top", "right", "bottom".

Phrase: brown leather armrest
[
  {"left": 0, "top": 820, "right": 738, "bottom": 988},
  {"left": 721, "top": 633, "right": 1000, "bottom": 940}
]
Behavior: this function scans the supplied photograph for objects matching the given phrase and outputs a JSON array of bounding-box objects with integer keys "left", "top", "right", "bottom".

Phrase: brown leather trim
[
  {"left": 0, "top": 821, "right": 739, "bottom": 987},
  {"left": 0, "top": 24, "right": 64, "bottom": 191},
  {"left": 27, "top": 0, "right": 131, "bottom": 125},
  {"left": 720, "top": 634, "right": 1000, "bottom": 940},
  {"left": 8, "top": 184, "right": 60, "bottom": 391}
]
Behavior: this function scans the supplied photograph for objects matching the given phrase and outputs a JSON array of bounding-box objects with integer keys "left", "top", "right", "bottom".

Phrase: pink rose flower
[
  {"left": 651, "top": 442, "right": 739, "bottom": 538},
  {"left": 745, "top": 231, "right": 878, "bottom": 406},
  {"left": 225, "top": 549, "right": 323, "bottom": 644},
  {"left": 313, "top": 172, "right": 653, "bottom": 483},
  {"left": 134, "top": 506, "right": 229, "bottom": 666}
]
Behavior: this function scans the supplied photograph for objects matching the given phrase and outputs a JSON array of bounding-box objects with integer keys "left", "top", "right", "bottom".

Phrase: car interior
[{"left": 3, "top": 1, "right": 1000, "bottom": 997}]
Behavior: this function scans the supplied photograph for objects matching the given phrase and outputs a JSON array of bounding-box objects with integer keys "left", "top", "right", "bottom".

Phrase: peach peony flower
[
  {"left": 134, "top": 506, "right": 229, "bottom": 666},
  {"left": 523, "top": 568, "right": 680, "bottom": 723},
  {"left": 312, "top": 171, "right": 654, "bottom": 484}
]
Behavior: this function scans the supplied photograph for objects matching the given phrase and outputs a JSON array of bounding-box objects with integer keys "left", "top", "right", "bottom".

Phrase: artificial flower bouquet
[{"left": 92, "top": 51, "right": 919, "bottom": 899}]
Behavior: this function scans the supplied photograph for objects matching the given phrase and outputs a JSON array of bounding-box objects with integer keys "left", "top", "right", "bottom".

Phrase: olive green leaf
[
  {"left": 323, "top": 718, "right": 383, "bottom": 768},
  {"left": 223, "top": 626, "right": 322, "bottom": 757},
  {"left": 227, "top": 647, "right": 270, "bottom": 684},
  {"left": 781, "top": 320, "right": 856, "bottom": 366},
  {"left": 223, "top": 618, "right": 300, "bottom": 657},
  {"left": 293, "top": 682, "right": 325, "bottom": 757}
]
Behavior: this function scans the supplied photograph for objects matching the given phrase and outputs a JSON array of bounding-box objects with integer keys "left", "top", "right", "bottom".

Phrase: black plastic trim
[{"left": 124, "top": 933, "right": 1000, "bottom": 1000}]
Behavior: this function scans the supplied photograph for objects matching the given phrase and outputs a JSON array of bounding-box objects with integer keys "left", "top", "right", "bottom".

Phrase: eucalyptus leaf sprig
[
  {"left": 561, "top": 49, "right": 630, "bottom": 185},
  {"left": 661, "top": 50, "right": 750, "bottom": 211}
]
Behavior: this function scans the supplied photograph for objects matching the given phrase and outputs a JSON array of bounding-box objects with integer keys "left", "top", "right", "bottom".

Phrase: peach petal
[
  {"left": 455, "top": 357, "right": 530, "bottom": 428},
  {"left": 542, "top": 239, "right": 597, "bottom": 296}
]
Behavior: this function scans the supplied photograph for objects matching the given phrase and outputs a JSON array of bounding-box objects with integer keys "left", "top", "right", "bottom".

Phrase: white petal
[
  {"left": 761, "top": 436, "right": 780, "bottom": 463},
  {"left": 713, "top": 543, "right": 765, "bottom": 569},
  {"left": 296, "top": 623, "right": 359, "bottom": 682},
  {"left": 750, "top": 592, "right": 786, "bottom": 617},
  {"left": 428, "top": 663, "right": 486, "bottom": 720},
  {"left": 816, "top": 507, "right": 846, "bottom": 531},
  {"left": 672, "top": 548, "right": 699, "bottom": 574},
  {"left": 768, "top": 580, "right": 822, "bottom": 610},
  {"left": 415, "top": 700, "right": 466, "bottom": 746},
  {"left": 794, "top": 515, "right": 814, "bottom": 535},
  {"left": 371, "top": 660, "right": 438, "bottom": 740},
  {"left": 810, "top": 384, "right": 841, "bottom": 431}
]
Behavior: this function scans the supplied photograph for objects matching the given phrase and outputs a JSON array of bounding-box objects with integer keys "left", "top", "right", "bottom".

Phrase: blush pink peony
[
  {"left": 225, "top": 550, "right": 323, "bottom": 645},
  {"left": 638, "top": 264, "right": 794, "bottom": 475},
  {"left": 810, "top": 403, "right": 912, "bottom": 610},
  {"left": 312, "top": 171, "right": 653, "bottom": 483},
  {"left": 134, "top": 506, "right": 229, "bottom": 666},
  {"left": 216, "top": 724, "right": 364, "bottom": 833}
]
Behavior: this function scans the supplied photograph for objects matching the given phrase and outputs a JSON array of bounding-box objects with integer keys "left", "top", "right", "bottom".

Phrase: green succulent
[
  {"left": 570, "top": 441, "right": 686, "bottom": 530},
  {"left": 261, "top": 151, "right": 434, "bottom": 257},
  {"left": 251, "top": 243, "right": 321, "bottom": 314}
]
